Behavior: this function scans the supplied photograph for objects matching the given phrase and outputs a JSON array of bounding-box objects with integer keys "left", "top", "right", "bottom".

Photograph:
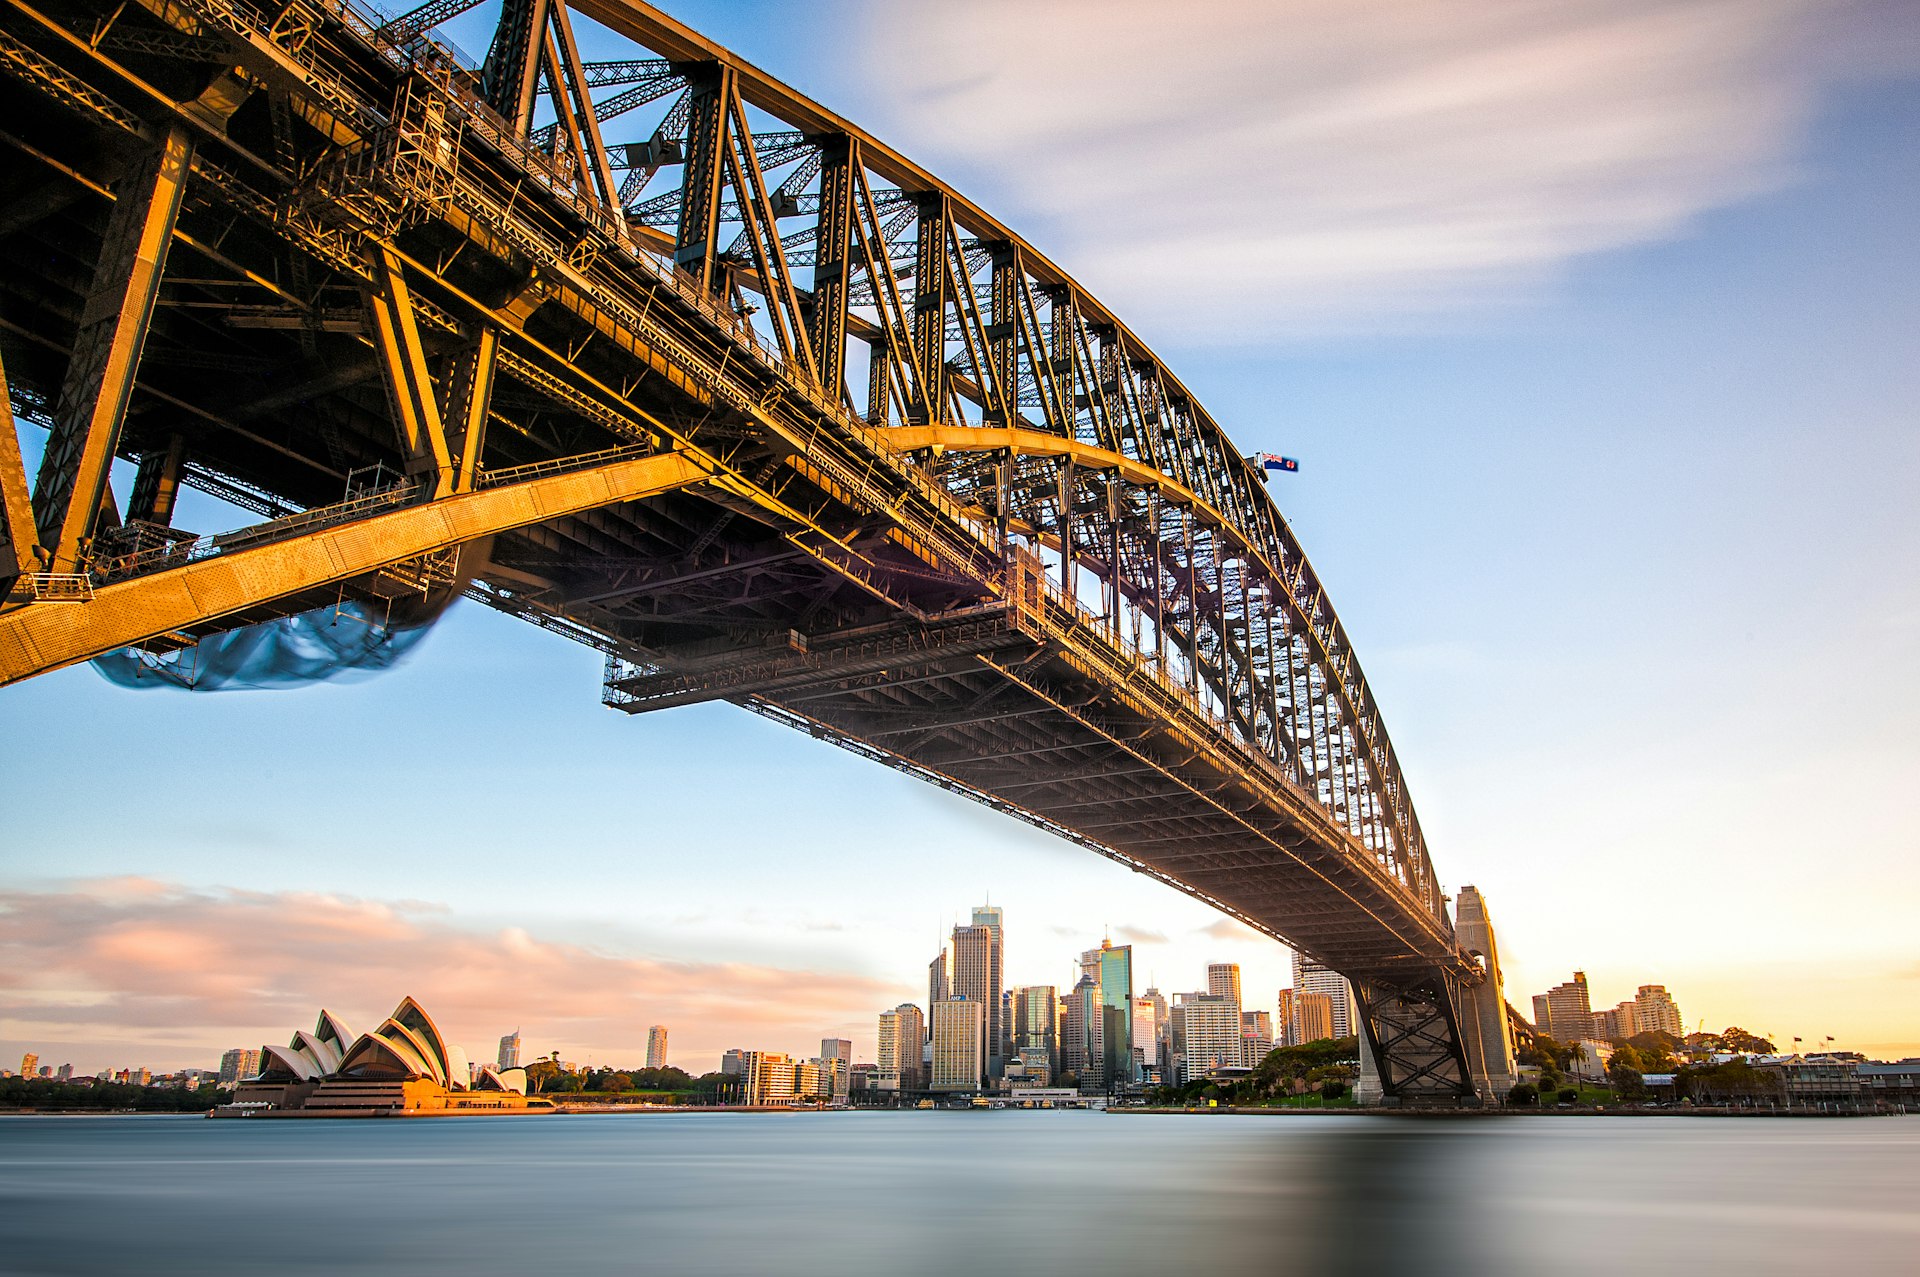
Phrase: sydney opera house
[{"left": 214, "top": 997, "right": 554, "bottom": 1117}]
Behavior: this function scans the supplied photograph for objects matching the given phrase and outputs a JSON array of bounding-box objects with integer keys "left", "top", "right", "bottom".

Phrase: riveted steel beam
[
  {"left": 0, "top": 448, "right": 710, "bottom": 685},
  {"left": 30, "top": 126, "right": 193, "bottom": 572}
]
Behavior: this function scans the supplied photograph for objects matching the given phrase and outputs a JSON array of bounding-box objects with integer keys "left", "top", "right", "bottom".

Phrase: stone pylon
[{"left": 1452, "top": 885, "right": 1517, "bottom": 1100}]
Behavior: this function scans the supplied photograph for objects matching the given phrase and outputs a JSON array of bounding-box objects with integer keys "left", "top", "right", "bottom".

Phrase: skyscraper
[
  {"left": 1131, "top": 997, "right": 1160, "bottom": 1075},
  {"left": 1013, "top": 985, "right": 1059, "bottom": 1075},
  {"left": 497, "top": 1030, "right": 521, "bottom": 1070},
  {"left": 1082, "top": 939, "right": 1134, "bottom": 1087},
  {"left": 1291, "top": 951, "right": 1354, "bottom": 1039},
  {"left": 971, "top": 905, "right": 1007, "bottom": 1072},
  {"left": 646, "top": 1025, "right": 669, "bottom": 1070},
  {"left": 928, "top": 950, "right": 950, "bottom": 1020},
  {"left": 1276, "top": 989, "right": 1296, "bottom": 1047},
  {"left": 1175, "top": 993, "right": 1242, "bottom": 1082},
  {"left": 951, "top": 920, "right": 1003, "bottom": 1077},
  {"left": 819, "top": 1038, "right": 852, "bottom": 1100},
  {"left": 19, "top": 1053, "right": 37, "bottom": 1078},
  {"left": 1633, "top": 985, "right": 1684, "bottom": 1038},
  {"left": 1207, "top": 963, "right": 1243, "bottom": 1007},
  {"left": 931, "top": 999, "right": 985, "bottom": 1092},
  {"left": 878, "top": 1004, "right": 925, "bottom": 1092},
  {"left": 1062, "top": 974, "right": 1103, "bottom": 1090},
  {"left": 1142, "top": 988, "right": 1170, "bottom": 1073},
  {"left": 1543, "top": 972, "right": 1594, "bottom": 1044}
]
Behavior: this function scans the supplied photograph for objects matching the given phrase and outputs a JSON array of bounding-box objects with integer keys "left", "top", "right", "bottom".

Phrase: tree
[
  {"left": 1507, "top": 1082, "right": 1538, "bottom": 1107},
  {"left": 604, "top": 1072, "right": 632, "bottom": 1094},
  {"left": 1607, "top": 1052, "right": 1648, "bottom": 1102},
  {"left": 1719, "top": 1027, "right": 1775, "bottom": 1054}
]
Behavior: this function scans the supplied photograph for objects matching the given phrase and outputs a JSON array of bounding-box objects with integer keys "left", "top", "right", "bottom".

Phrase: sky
[{"left": 3, "top": 0, "right": 1917, "bottom": 1075}]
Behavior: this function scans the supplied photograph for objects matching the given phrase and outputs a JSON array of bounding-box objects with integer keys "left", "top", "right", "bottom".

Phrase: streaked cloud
[
  {"left": 1195, "top": 919, "right": 1261, "bottom": 943},
  {"left": 862, "top": 0, "right": 1919, "bottom": 339},
  {"left": 1114, "top": 924, "right": 1170, "bottom": 945},
  {"left": 0, "top": 880, "right": 901, "bottom": 1072}
]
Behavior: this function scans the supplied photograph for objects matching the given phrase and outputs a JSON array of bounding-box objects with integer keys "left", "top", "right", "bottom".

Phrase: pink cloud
[{"left": 0, "top": 880, "right": 905, "bottom": 1074}]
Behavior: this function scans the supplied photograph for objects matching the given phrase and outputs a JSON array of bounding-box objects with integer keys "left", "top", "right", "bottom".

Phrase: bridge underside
[{"left": 0, "top": 0, "right": 1493, "bottom": 1100}]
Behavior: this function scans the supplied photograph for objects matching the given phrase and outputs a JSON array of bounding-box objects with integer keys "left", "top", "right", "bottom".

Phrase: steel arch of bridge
[{"left": 0, "top": 0, "right": 1506, "bottom": 1099}]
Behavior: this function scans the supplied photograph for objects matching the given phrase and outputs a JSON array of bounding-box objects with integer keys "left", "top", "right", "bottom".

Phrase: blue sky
[{"left": 3, "top": 0, "right": 1916, "bottom": 1073}]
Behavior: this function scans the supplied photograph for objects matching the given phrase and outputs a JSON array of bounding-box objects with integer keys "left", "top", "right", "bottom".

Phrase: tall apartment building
[
  {"left": 931, "top": 999, "right": 985, "bottom": 1092},
  {"left": 1174, "top": 993, "right": 1242, "bottom": 1083},
  {"left": 742, "top": 1051, "right": 797, "bottom": 1105},
  {"left": 1291, "top": 951, "right": 1354, "bottom": 1039},
  {"left": 1633, "top": 985, "right": 1684, "bottom": 1038},
  {"left": 218, "top": 1047, "right": 262, "bottom": 1085},
  {"left": 19, "top": 1053, "right": 37, "bottom": 1078},
  {"left": 645, "top": 1025, "right": 669, "bottom": 1070},
  {"left": 1275, "top": 989, "right": 1296, "bottom": 1047},
  {"left": 1207, "top": 963, "right": 1243, "bottom": 1008},
  {"left": 497, "top": 1030, "right": 521, "bottom": 1071},
  {"left": 1241, "top": 1011, "right": 1274, "bottom": 1067},
  {"left": 1294, "top": 992, "right": 1335, "bottom": 1044},
  {"left": 1532, "top": 995, "right": 1552, "bottom": 1034},
  {"left": 1593, "top": 1002, "right": 1639, "bottom": 1041},
  {"left": 1542, "top": 972, "right": 1594, "bottom": 1044},
  {"left": 878, "top": 1004, "right": 926, "bottom": 1092},
  {"left": 1141, "top": 988, "right": 1170, "bottom": 1069},
  {"left": 951, "top": 922, "right": 1001, "bottom": 1078},
  {"left": 1013, "top": 985, "right": 1059, "bottom": 1075}
]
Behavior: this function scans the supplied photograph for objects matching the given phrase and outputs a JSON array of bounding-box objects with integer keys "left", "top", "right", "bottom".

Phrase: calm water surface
[{"left": 2, "top": 1111, "right": 1915, "bottom": 1275}]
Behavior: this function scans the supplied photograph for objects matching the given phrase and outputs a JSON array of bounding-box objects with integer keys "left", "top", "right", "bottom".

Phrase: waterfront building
[
  {"left": 1013, "top": 985, "right": 1060, "bottom": 1075},
  {"left": 742, "top": 1052, "right": 797, "bottom": 1106},
  {"left": 970, "top": 905, "right": 1008, "bottom": 1074},
  {"left": 218, "top": 998, "right": 547, "bottom": 1116},
  {"left": 497, "top": 1030, "right": 521, "bottom": 1071},
  {"left": 931, "top": 999, "right": 985, "bottom": 1092},
  {"left": 1291, "top": 952, "right": 1354, "bottom": 1039},
  {"left": 951, "top": 923, "right": 1000, "bottom": 1077},
  {"left": 645, "top": 1025, "right": 669, "bottom": 1069},
  {"left": 1242, "top": 1011, "right": 1273, "bottom": 1067},
  {"left": 1013, "top": 1045, "right": 1053, "bottom": 1088},
  {"left": 218, "top": 1047, "right": 262, "bottom": 1085},
  {"left": 1542, "top": 973, "right": 1594, "bottom": 1044},
  {"left": 1633, "top": 985, "right": 1684, "bottom": 1039},
  {"left": 820, "top": 1038, "right": 853, "bottom": 1099},
  {"left": 877, "top": 1003, "right": 926, "bottom": 1092},
  {"left": 1294, "top": 992, "right": 1335, "bottom": 1044},
  {"left": 720, "top": 1049, "right": 748, "bottom": 1076},
  {"left": 1175, "top": 993, "right": 1242, "bottom": 1082},
  {"left": 794, "top": 1060, "right": 825, "bottom": 1101}
]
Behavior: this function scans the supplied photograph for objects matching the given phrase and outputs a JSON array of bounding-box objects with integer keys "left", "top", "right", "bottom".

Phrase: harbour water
[{"left": 2, "top": 1111, "right": 1915, "bottom": 1275}]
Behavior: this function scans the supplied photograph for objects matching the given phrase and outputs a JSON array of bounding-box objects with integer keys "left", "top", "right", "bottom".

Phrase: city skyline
[{"left": 3, "top": 0, "right": 1916, "bottom": 1072}]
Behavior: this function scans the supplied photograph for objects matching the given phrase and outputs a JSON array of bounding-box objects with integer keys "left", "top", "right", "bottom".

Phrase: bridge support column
[
  {"left": 31, "top": 126, "right": 193, "bottom": 571},
  {"left": 1351, "top": 968, "right": 1477, "bottom": 1106}
]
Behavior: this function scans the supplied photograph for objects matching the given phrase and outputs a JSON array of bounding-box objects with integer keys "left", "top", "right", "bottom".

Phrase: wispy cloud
[
  {"left": 1195, "top": 919, "right": 1261, "bottom": 944},
  {"left": 864, "top": 0, "right": 1919, "bottom": 339},
  {"left": 1114, "top": 925, "right": 1169, "bottom": 946},
  {"left": 0, "top": 880, "right": 900, "bottom": 1072}
]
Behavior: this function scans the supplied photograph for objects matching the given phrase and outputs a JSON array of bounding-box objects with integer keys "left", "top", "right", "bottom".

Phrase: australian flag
[{"left": 1253, "top": 452, "right": 1301, "bottom": 475}]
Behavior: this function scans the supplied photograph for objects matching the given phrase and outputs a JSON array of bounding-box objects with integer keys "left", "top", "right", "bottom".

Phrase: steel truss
[{"left": 0, "top": 0, "right": 1484, "bottom": 1098}]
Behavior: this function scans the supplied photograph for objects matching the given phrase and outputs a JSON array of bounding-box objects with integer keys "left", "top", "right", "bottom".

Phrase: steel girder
[{"left": 0, "top": 0, "right": 1477, "bottom": 1097}]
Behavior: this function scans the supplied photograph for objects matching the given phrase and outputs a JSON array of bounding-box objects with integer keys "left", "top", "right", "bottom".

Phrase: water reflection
[{"left": 1, "top": 1112, "right": 1914, "bottom": 1275}]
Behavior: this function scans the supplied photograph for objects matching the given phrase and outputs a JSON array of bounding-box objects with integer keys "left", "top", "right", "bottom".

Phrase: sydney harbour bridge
[{"left": 0, "top": 0, "right": 1516, "bottom": 1100}]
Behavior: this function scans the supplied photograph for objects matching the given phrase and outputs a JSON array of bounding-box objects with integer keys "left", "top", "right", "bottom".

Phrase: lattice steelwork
[{"left": 0, "top": 0, "right": 1492, "bottom": 1099}]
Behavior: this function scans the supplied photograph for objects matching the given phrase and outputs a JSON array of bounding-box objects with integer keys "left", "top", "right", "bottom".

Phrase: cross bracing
[{"left": 0, "top": 0, "right": 1489, "bottom": 1099}]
